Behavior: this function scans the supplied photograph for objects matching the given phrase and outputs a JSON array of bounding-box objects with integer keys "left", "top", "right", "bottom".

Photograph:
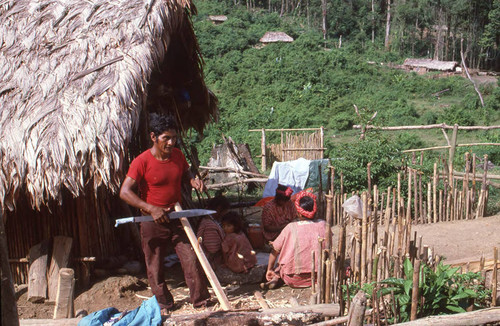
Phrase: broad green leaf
[
  {"left": 403, "top": 259, "right": 413, "bottom": 279},
  {"left": 381, "top": 278, "right": 405, "bottom": 286},
  {"left": 404, "top": 279, "right": 413, "bottom": 296},
  {"left": 446, "top": 305, "right": 466, "bottom": 313}
]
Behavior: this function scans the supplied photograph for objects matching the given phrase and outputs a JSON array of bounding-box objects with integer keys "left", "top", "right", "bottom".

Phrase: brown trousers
[{"left": 140, "top": 220, "right": 210, "bottom": 309}]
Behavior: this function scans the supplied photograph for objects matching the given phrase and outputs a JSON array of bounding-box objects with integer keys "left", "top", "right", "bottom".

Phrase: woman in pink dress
[{"left": 263, "top": 190, "right": 326, "bottom": 288}]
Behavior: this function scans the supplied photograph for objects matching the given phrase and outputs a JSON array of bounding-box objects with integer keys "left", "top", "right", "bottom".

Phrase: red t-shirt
[{"left": 126, "top": 148, "right": 189, "bottom": 209}]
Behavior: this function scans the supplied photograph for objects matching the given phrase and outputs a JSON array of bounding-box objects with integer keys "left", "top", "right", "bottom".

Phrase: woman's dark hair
[
  {"left": 275, "top": 184, "right": 291, "bottom": 202},
  {"left": 299, "top": 196, "right": 315, "bottom": 213},
  {"left": 221, "top": 212, "right": 244, "bottom": 234},
  {"left": 207, "top": 195, "right": 230, "bottom": 212},
  {"left": 149, "top": 113, "right": 178, "bottom": 137}
]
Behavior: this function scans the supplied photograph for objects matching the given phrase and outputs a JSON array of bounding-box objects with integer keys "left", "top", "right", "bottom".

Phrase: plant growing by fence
[{"left": 379, "top": 259, "right": 490, "bottom": 323}]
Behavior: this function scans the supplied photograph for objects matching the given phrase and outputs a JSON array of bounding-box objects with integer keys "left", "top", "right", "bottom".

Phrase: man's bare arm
[{"left": 119, "top": 176, "right": 169, "bottom": 223}]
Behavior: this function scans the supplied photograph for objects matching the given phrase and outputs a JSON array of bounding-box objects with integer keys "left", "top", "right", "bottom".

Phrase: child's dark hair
[
  {"left": 207, "top": 195, "right": 230, "bottom": 212},
  {"left": 221, "top": 212, "right": 244, "bottom": 234},
  {"left": 299, "top": 196, "right": 315, "bottom": 213},
  {"left": 149, "top": 113, "right": 177, "bottom": 137}
]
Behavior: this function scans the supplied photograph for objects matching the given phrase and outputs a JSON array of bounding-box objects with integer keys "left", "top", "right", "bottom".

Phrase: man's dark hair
[
  {"left": 299, "top": 196, "right": 315, "bottom": 212},
  {"left": 221, "top": 212, "right": 244, "bottom": 234},
  {"left": 149, "top": 113, "right": 178, "bottom": 137}
]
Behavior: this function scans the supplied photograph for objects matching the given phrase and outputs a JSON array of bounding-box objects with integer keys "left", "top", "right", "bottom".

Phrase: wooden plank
[
  {"left": 47, "top": 236, "right": 73, "bottom": 302},
  {"left": 27, "top": 241, "right": 49, "bottom": 303},
  {"left": 53, "top": 268, "right": 75, "bottom": 319},
  {"left": 20, "top": 319, "right": 81, "bottom": 326},
  {"left": 174, "top": 203, "right": 231, "bottom": 310}
]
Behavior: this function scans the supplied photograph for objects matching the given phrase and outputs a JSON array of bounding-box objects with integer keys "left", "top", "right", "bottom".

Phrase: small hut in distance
[
  {"left": 208, "top": 15, "right": 227, "bottom": 25},
  {"left": 259, "top": 31, "right": 294, "bottom": 44},
  {"left": 403, "top": 58, "right": 459, "bottom": 73}
]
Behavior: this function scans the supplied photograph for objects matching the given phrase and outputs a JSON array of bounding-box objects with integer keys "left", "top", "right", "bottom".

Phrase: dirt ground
[{"left": 15, "top": 213, "right": 500, "bottom": 321}]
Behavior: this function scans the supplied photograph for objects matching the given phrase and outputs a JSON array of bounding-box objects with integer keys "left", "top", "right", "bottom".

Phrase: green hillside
[{"left": 188, "top": 1, "right": 500, "bottom": 205}]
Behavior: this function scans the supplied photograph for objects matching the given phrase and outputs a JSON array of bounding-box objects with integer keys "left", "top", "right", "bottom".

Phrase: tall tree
[{"left": 385, "top": 0, "right": 391, "bottom": 49}]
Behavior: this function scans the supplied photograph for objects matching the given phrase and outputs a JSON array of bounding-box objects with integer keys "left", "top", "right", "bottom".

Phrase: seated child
[
  {"left": 264, "top": 190, "right": 326, "bottom": 289},
  {"left": 221, "top": 212, "right": 257, "bottom": 273},
  {"left": 196, "top": 195, "right": 229, "bottom": 267}
]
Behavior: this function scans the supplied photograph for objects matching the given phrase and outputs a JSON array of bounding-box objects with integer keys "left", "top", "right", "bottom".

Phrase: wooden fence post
[
  {"left": 261, "top": 128, "right": 266, "bottom": 171},
  {"left": 493, "top": 247, "right": 498, "bottom": 307},
  {"left": 347, "top": 290, "right": 367, "bottom": 326},
  {"left": 448, "top": 124, "right": 458, "bottom": 186},
  {"left": 411, "top": 259, "right": 421, "bottom": 320}
]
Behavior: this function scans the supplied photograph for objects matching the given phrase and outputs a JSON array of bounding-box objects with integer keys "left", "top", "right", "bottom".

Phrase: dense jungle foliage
[{"left": 189, "top": 0, "right": 500, "bottom": 206}]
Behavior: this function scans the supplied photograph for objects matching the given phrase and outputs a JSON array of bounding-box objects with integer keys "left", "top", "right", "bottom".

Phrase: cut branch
[
  {"left": 206, "top": 178, "right": 268, "bottom": 189},
  {"left": 393, "top": 307, "right": 500, "bottom": 325}
]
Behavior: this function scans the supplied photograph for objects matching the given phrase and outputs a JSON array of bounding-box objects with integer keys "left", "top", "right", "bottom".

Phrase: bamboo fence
[
  {"left": 5, "top": 185, "right": 122, "bottom": 285},
  {"left": 249, "top": 127, "right": 325, "bottom": 171},
  {"left": 311, "top": 152, "right": 498, "bottom": 324}
]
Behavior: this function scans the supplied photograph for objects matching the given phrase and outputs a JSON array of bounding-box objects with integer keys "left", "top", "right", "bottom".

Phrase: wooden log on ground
[
  {"left": 164, "top": 303, "right": 340, "bottom": 326},
  {"left": 20, "top": 319, "right": 81, "bottom": 326},
  {"left": 28, "top": 241, "right": 49, "bottom": 303},
  {"left": 347, "top": 290, "right": 367, "bottom": 326},
  {"left": 47, "top": 236, "right": 73, "bottom": 302},
  {"left": 53, "top": 268, "right": 75, "bottom": 319},
  {"left": 392, "top": 307, "right": 500, "bottom": 325}
]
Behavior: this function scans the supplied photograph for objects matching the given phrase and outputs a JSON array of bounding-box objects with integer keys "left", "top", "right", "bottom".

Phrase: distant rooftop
[
  {"left": 403, "top": 58, "right": 458, "bottom": 71},
  {"left": 259, "top": 31, "right": 294, "bottom": 43},
  {"left": 208, "top": 15, "right": 228, "bottom": 22}
]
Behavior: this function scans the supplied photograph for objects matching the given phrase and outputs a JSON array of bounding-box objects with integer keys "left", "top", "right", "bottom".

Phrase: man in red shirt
[{"left": 120, "top": 114, "right": 209, "bottom": 314}]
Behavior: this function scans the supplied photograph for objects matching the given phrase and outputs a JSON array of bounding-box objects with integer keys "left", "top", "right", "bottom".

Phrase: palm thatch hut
[
  {"left": 259, "top": 31, "right": 294, "bottom": 44},
  {"left": 208, "top": 15, "right": 227, "bottom": 25},
  {"left": 403, "top": 58, "right": 458, "bottom": 72},
  {"left": 0, "top": 0, "right": 217, "bottom": 285}
]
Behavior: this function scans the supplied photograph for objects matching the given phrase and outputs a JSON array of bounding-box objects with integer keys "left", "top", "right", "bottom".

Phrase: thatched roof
[
  {"left": 0, "top": 0, "right": 218, "bottom": 211},
  {"left": 403, "top": 58, "right": 458, "bottom": 71},
  {"left": 259, "top": 32, "right": 294, "bottom": 43}
]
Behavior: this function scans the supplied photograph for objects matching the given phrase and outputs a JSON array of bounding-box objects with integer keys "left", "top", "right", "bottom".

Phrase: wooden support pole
[
  {"left": 410, "top": 260, "right": 421, "bottom": 320},
  {"left": 1, "top": 211, "right": 19, "bottom": 326}
]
